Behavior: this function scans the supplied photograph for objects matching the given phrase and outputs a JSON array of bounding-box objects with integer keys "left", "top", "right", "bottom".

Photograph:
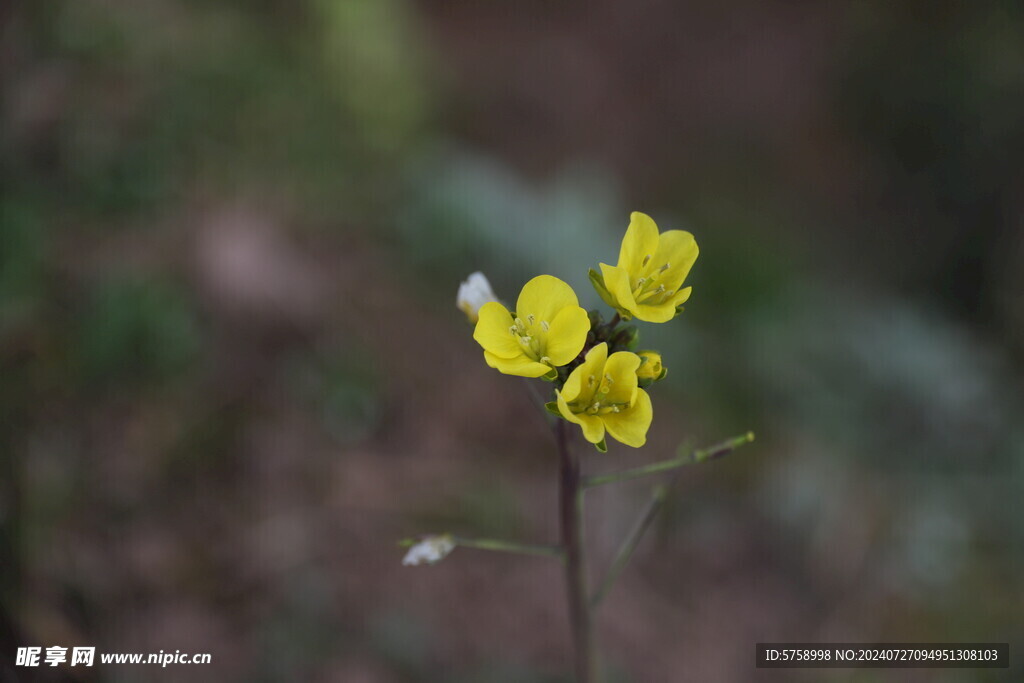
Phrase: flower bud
[
  {"left": 456, "top": 272, "right": 498, "bottom": 323},
  {"left": 402, "top": 534, "right": 456, "bottom": 566},
  {"left": 636, "top": 350, "right": 666, "bottom": 384}
]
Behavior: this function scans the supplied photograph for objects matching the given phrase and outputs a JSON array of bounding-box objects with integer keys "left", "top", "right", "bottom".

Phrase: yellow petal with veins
[
  {"left": 483, "top": 351, "right": 551, "bottom": 378},
  {"left": 650, "top": 230, "right": 698, "bottom": 292},
  {"left": 556, "top": 389, "right": 606, "bottom": 443},
  {"left": 602, "top": 388, "right": 652, "bottom": 447},
  {"left": 473, "top": 301, "right": 520, "bottom": 359},
  {"left": 544, "top": 305, "right": 589, "bottom": 366},
  {"left": 602, "top": 351, "right": 641, "bottom": 404},
  {"left": 599, "top": 263, "right": 638, "bottom": 318},
  {"left": 617, "top": 212, "right": 660, "bottom": 275},
  {"left": 632, "top": 301, "right": 678, "bottom": 323},
  {"left": 516, "top": 275, "right": 579, "bottom": 326}
]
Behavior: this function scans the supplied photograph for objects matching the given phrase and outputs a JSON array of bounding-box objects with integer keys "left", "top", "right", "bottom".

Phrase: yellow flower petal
[
  {"left": 544, "top": 305, "right": 589, "bottom": 366},
  {"left": 599, "top": 264, "right": 638, "bottom": 317},
  {"left": 516, "top": 275, "right": 579, "bottom": 325},
  {"left": 617, "top": 212, "right": 660, "bottom": 274},
  {"left": 560, "top": 363, "right": 584, "bottom": 403},
  {"left": 650, "top": 229, "right": 698, "bottom": 292},
  {"left": 669, "top": 286, "right": 692, "bottom": 308},
  {"left": 560, "top": 342, "right": 608, "bottom": 407},
  {"left": 556, "top": 390, "right": 606, "bottom": 443},
  {"left": 602, "top": 388, "right": 652, "bottom": 447},
  {"left": 580, "top": 342, "right": 609, "bottom": 403},
  {"left": 581, "top": 342, "right": 609, "bottom": 369},
  {"left": 602, "top": 351, "right": 641, "bottom": 403},
  {"left": 473, "top": 302, "right": 520, "bottom": 359},
  {"left": 627, "top": 286, "right": 692, "bottom": 323},
  {"left": 632, "top": 301, "right": 677, "bottom": 323},
  {"left": 483, "top": 351, "right": 551, "bottom": 378}
]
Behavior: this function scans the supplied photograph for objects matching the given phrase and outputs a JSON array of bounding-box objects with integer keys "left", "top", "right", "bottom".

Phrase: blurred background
[{"left": 2, "top": 1, "right": 1023, "bottom": 681}]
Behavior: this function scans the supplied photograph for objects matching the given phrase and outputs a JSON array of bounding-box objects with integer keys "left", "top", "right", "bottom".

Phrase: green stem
[
  {"left": 590, "top": 483, "right": 669, "bottom": 608},
  {"left": 583, "top": 432, "right": 754, "bottom": 489},
  {"left": 452, "top": 536, "right": 564, "bottom": 559},
  {"left": 588, "top": 432, "right": 754, "bottom": 608},
  {"left": 557, "top": 420, "right": 597, "bottom": 683}
]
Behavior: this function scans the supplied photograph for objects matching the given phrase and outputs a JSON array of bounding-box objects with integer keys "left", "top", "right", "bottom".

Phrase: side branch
[
  {"left": 588, "top": 431, "right": 755, "bottom": 609},
  {"left": 399, "top": 535, "right": 564, "bottom": 561},
  {"left": 582, "top": 432, "right": 755, "bottom": 489},
  {"left": 590, "top": 482, "right": 669, "bottom": 608},
  {"left": 452, "top": 536, "right": 565, "bottom": 559}
]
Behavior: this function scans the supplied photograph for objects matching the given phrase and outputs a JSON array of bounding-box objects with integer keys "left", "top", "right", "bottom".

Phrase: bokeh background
[{"left": 2, "top": 1, "right": 1023, "bottom": 681}]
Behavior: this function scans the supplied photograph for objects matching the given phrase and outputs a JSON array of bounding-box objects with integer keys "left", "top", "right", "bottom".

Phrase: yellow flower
[
  {"left": 556, "top": 343, "right": 652, "bottom": 449},
  {"left": 473, "top": 275, "right": 590, "bottom": 379},
  {"left": 635, "top": 350, "right": 666, "bottom": 383},
  {"left": 590, "top": 212, "right": 698, "bottom": 323}
]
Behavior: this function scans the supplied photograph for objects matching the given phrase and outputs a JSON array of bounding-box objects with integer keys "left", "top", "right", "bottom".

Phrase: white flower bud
[
  {"left": 402, "top": 534, "right": 456, "bottom": 566},
  {"left": 456, "top": 272, "right": 498, "bottom": 323}
]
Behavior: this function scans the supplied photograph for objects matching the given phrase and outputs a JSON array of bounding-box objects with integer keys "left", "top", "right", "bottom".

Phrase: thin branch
[
  {"left": 590, "top": 482, "right": 669, "bottom": 608},
  {"left": 452, "top": 536, "right": 564, "bottom": 560},
  {"left": 582, "top": 432, "right": 755, "bottom": 489},
  {"left": 588, "top": 432, "right": 755, "bottom": 609}
]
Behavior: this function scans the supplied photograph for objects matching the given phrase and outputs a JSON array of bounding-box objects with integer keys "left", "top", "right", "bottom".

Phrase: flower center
[
  {"left": 631, "top": 259, "right": 675, "bottom": 304},
  {"left": 508, "top": 315, "right": 551, "bottom": 363},
  {"left": 574, "top": 373, "right": 628, "bottom": 415}
]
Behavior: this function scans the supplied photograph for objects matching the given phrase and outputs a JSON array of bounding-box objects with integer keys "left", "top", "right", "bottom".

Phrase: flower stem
[
  {"left": 556, "top": 420, "right": 597, "bottom": 683},
  {"left": 582, "top": 432, "right": 755, "bottom": 489},
  {"left": 451, "top": 536, "right": 564, "bottom": 559}
]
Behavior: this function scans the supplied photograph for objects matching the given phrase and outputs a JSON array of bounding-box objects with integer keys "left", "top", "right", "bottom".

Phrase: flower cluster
[{"left": 462, "top": 212, "right": 698, "bottom": 451}]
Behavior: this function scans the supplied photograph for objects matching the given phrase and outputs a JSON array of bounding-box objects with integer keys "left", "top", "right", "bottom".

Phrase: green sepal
[
  {"left": 588, "top": 268, "right": 615, "bottom": 308},
  {"left": 656, "top": 367, "right": 668, "bottom": 381},
  {"left": 593, "top": 438, "right": 608, "bottom": 453},
  {"left": 542, "top": 366, "right": 559, "bottom": 381},
  {"left": 544, "top": 401, "right": 563, "bottom": 417},
  {"left": 673, "top": 305, "right": 686, "bottom": 318}
]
